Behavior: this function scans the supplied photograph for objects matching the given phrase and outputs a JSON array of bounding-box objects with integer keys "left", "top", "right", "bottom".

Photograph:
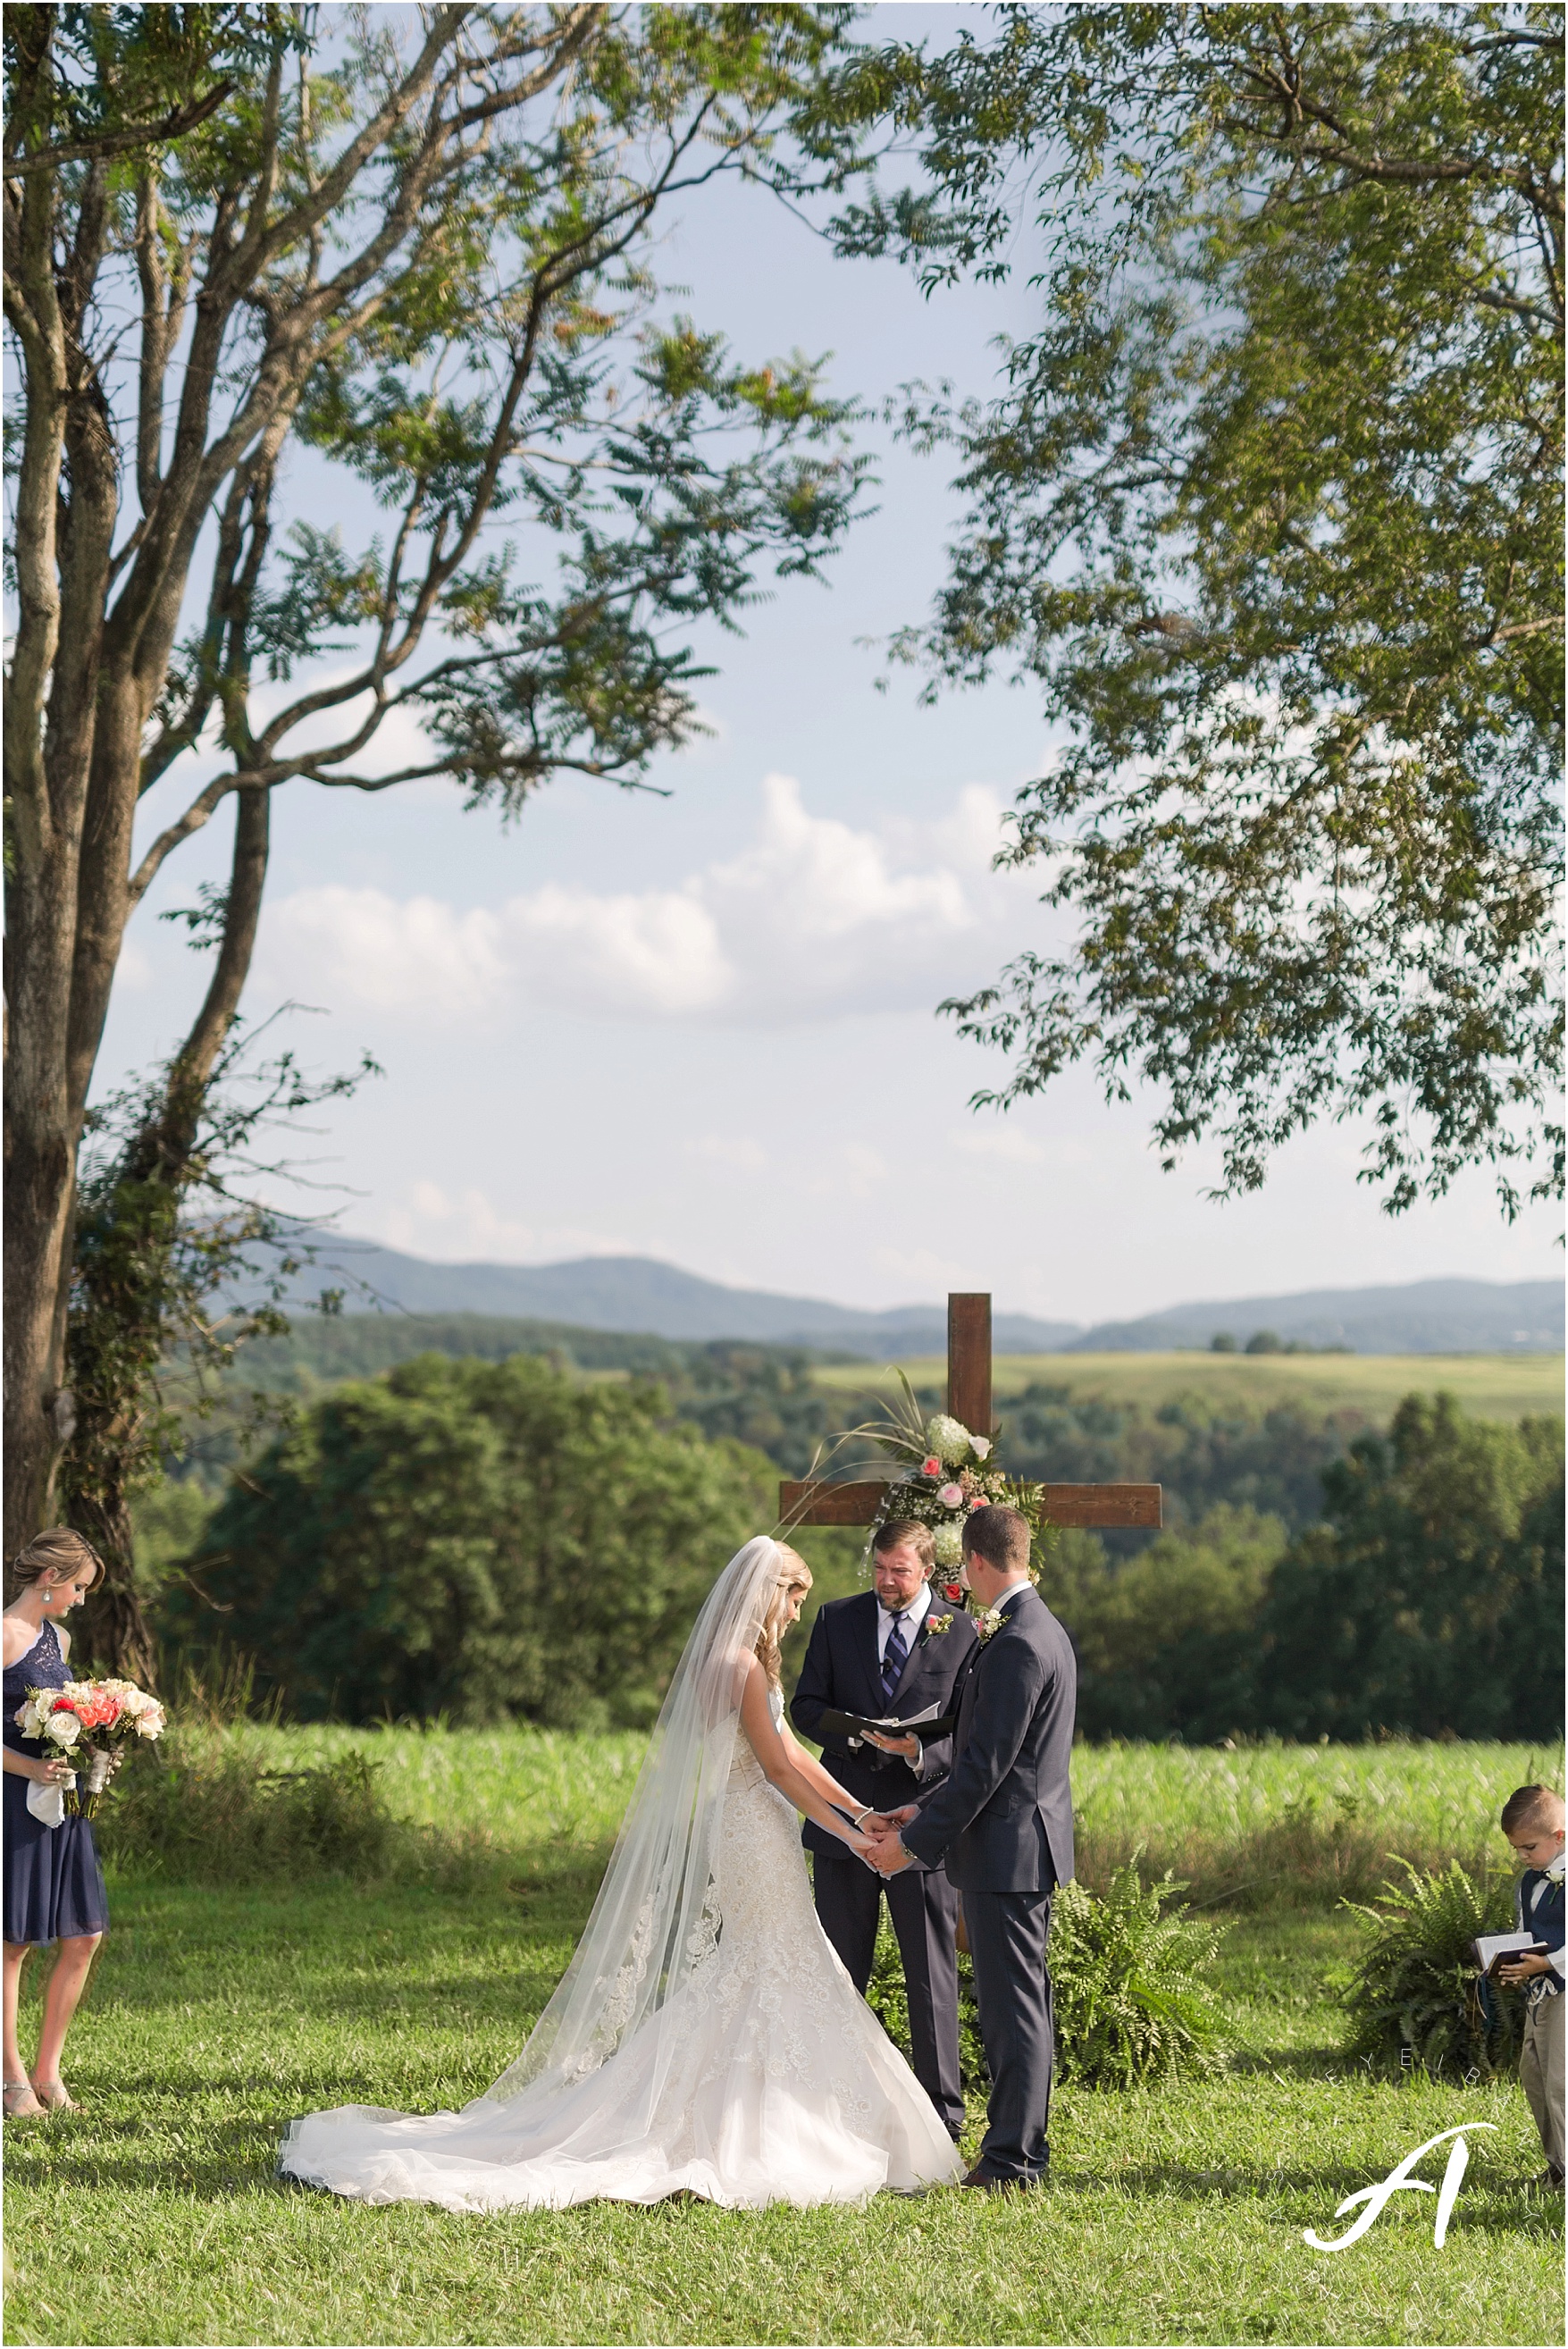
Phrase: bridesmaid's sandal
[
  {"left": 4, "top": 2080, "right": 45, "bottom": 2118},
  {"left": 30, "top": 2078, "right": 78, "bottom": 2111}
]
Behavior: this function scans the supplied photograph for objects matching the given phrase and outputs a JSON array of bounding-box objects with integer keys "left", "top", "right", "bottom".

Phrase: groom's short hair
[
  {"left": 962, "top": 1506, "right": 1030, "bottom": 1573},
  {"left": 872, "top": 1519, "right": 935, "bottom": 1569}
]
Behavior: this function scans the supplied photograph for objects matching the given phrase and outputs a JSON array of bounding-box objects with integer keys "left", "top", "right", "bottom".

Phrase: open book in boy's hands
[{"left": 1472, "top": 1929, "right": 1549, "bottom": 1976}]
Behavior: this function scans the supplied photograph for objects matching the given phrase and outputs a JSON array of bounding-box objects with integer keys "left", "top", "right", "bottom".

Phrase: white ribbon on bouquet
[{"left": 25, "top": 1747, "right": 111, "bottom": 1828}]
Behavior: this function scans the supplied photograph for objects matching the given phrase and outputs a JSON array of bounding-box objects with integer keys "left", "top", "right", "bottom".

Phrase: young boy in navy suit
[{"left": 1497, "top": 1783, "right": 1565, "bottom": 2189}]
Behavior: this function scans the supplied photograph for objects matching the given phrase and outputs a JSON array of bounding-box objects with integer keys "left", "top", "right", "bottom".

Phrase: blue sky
[{"left": 97, "top": 6, "right": 1562, "bottom": 1325}]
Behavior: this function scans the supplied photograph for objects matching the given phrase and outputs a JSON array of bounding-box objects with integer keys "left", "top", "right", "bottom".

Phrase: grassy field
[
  {"left": 129, "top": 1722, "right": 1564, "bottom": 1909},
  {"left": 813, "top": 1351, "right": 1564, "bottom": 1422},
  {"left": 5, "top": 1732, "right": 1564, "bottom": 2347}
]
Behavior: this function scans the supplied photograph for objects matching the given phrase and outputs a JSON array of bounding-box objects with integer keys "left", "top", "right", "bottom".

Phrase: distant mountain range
[
  {"left": 277, "top": 1241, "right": 1563, "bottom": 1356},
  {"left": 1071, "top": 1278, "right": 1563, "bottom": 1355}
]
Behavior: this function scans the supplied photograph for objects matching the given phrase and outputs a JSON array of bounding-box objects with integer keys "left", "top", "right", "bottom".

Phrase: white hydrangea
[
  {"left": 933, "top": 1521, "right": 965, "bottom": 1567},
  {"left": 925, "top": 1414, "right": 975, "bottom": 1467}
]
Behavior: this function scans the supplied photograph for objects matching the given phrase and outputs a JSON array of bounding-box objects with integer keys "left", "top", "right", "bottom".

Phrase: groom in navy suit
[
  {"left": 790, "top": 1521, "right": 979, "bottom": 2137},
  {"left": 866, "top": 1504, "right": 1076, "bottom": 2193}
]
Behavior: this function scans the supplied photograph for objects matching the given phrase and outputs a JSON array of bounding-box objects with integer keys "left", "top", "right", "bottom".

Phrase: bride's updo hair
[
  {"left": 755, "top": 1543, "right": 812, "bottom": 1690},
  {"left": 9, "top": 1525, "right": 105, "bottom": 1595}
]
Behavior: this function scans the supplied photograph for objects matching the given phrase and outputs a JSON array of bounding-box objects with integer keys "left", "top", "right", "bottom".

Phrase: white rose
[
  {"left": 937, "top": 1482, "right": 965, "bottom": 1510},
  {"left": 135, "top": 1707, "right": 165, "bottom": 1739},
  {"left": 118, "top": 1686, "right": 150, "bottom": 1715},
  {"left": 925, "top": 1414, "right": 974, "bottom": 1468},
  {"left": 49, "top": 1712, "right": 81, "bottom": 1749},
  {"left": 933, "top": 1521, "right": 965, "bottom": 1568}
]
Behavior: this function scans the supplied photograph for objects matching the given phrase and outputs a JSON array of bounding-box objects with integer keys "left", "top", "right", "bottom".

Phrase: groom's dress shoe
[{"left": 960, "top": 2167, "right": 1034, "bottom": 2194}]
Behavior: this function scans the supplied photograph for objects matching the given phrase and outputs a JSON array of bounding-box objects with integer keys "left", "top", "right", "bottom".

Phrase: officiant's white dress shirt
[
  {"left": 874, "top": 1582, "right": 943, "bottom": 1781},
  {"left": 876, "top": 1580, "right": 931, "bottom": 1661}
]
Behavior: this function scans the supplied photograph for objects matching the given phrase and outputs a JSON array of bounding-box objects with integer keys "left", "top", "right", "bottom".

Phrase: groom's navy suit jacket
[
  {"left": 901, "top": 1583, "right": 1076, "bottom": 1892},
  {"left": 790, "top": 1590, "right": 979, "bottom": 1866}
]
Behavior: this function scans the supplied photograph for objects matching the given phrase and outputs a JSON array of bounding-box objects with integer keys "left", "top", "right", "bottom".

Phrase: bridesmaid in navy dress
[{"left": 3, "top": 1529, "right": 113, "bottom": 2118}]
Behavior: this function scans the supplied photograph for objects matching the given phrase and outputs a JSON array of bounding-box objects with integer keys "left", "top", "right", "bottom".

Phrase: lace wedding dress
[{"left": 280, "top": 1545, "right": 961, "bottom": 2212}]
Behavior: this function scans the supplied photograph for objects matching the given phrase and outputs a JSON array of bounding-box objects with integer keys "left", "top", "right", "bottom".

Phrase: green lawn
[
  {"left": 813, "top": 1351, "right": 1564, "bottom": 1423},
  {"left": 5, "top": 1740, "right": 1564, "bottom": 2348}
]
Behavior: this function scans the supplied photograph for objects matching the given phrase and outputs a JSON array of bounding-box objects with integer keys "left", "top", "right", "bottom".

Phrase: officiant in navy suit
[{"left": 790, "top": 1520, "right": 979, "bottom": 2137}]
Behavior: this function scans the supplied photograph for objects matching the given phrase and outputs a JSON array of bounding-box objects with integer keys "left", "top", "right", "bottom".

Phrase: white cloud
[
  {"left": 685, "top": 1134, "right": 769, "bottom": 1173},
  {"left": 369, "top": 1182, "right": 631, "bottom": 1262},
  {"left": 952, "top": 1127, "right": 1045, "bottom": 1165},
  {"left": 260, "top": 771, "right": 1041, "bottom": 1028},
  {"left": 264, "top": 885, "right": 507, "bottom": 1017},
  {"left": 508, "top": 884, "right": 731, "bottom": 1015}
]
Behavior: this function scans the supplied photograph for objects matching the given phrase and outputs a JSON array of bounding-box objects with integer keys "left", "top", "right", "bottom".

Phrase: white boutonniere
[
  {"left": 974, "top": 1605, "right": 1007, "bottom": 1646},
  {"left": 924, "top": 1613, "right": 956, "bottom": 1637}
]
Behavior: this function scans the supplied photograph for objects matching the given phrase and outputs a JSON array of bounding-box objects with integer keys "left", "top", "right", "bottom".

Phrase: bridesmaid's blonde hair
[
  {"left": 8, "top": 1526, "right": 105, "bottom": 1595},
  {"left": 756, "top": 1544, "right": 812, "bottom": 1690}
]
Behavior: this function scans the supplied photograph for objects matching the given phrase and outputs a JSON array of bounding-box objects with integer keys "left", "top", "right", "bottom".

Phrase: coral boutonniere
[
  {"left": 974, "top": 1605, "right": 1007, "bottom": 1646},
  {"left": 923, "top": 1613, "right": 956, "bottom": 1638}
]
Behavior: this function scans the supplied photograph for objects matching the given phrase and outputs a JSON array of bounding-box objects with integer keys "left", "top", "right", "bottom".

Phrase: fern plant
[
  {"left": 1340, "top": 1857, "right": 1524, "bottom": 2080},
  {"left": 868, "top": 1862, "right": 1231, "bottom": 2093},
  {"left": 1051, "top": 1864, "right": 1232, "bottom": 2089}
]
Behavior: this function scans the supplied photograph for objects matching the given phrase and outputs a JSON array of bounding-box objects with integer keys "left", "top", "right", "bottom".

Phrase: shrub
[
  {"left": 1339, "top": 1856, "right": 1527, "bottom": 2080},
  {"left": 98, "top": 1729, "right": 400, "bottom": 1885},
  {"left": 158, "top": 1353, "right": 776, "bottom": 1727},
  {"left": 1050, "top": 1864, "right": 1232, "bottom": 2088},
  {"left": 866, "top": 1863, "right": 1229, "bottom": 2094}
]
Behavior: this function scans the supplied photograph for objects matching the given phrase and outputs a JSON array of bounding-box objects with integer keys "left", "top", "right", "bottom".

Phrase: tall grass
[
  {"left": 1069, "top": 1738, "right": 1564, "bottom": 1909},
  {"left": 97, "top": 1711, "right": 1562, "bottom": 1915}
]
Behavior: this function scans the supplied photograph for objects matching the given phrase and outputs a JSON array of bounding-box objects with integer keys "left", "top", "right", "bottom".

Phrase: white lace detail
[{"left": 560, "top": 1893, "right": 657, "bottom": 2084}]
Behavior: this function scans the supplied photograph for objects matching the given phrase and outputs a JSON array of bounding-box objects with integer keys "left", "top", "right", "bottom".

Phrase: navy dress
[{"left": 4, "top": 1619, "right": 110, "bottom": 1945}]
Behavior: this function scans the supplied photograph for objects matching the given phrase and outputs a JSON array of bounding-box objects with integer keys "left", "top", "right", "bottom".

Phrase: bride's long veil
[{"left": 477, "top": 1536, "right": 784, "bottom": 2119}]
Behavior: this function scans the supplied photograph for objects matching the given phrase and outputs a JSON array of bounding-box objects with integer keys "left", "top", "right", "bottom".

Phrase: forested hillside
[{"left": 138, "top": 1334, "right": 1564, "bottom": 1743}]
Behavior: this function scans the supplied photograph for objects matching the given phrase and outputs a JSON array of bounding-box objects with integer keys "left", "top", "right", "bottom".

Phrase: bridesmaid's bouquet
[{"left": 15, "top": 1677, "right": 167, "bottom": 1816}]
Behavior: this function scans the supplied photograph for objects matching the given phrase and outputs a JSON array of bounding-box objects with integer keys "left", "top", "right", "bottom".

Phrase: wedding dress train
[{"left": 281, "top": 1690, "right": 961, "bottom": 2211}]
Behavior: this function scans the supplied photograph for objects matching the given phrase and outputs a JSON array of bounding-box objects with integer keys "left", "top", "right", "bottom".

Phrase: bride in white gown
[{"left": 280, "top": 1538, "right": 963, "bottom": 2211}]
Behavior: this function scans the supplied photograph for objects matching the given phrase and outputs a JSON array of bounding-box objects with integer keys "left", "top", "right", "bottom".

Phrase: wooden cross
[{"left": 779, "top": 1293, "right": 1162, "bottom": 1531}]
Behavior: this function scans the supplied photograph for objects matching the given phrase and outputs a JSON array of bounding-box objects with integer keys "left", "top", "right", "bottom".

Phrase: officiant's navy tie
[{"left": 881, "top": 1612, "right": 910, "bottom": 1707}]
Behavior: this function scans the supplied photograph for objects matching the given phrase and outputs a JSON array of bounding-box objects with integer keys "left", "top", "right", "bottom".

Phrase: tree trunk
[
  {"left": 73, "top": 1490, "right": 157, "bottom": 1689},
  {"left": 56, "top": 787, "right": 273, "bottom": 1682}
]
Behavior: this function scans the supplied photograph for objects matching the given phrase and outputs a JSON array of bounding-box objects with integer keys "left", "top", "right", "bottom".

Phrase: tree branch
[{"left": 3, "top": 82, "right": 238, "bottom": 178}]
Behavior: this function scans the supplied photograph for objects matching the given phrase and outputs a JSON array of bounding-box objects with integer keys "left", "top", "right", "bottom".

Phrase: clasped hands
[{"left": 853, "top": 1802, "right": 919, "bottom": 1875}]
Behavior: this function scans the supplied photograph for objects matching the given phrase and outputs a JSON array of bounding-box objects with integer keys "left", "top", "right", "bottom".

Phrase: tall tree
[
  {"left": 1255, "top": 1393, "right": 1564, "bottom": 1738},
  {"left": 836, "top": 3, "right": 1563, "bottom": 1212},
  {"left": 4, "top": 3, "right": 868, "bottom": 1581}
]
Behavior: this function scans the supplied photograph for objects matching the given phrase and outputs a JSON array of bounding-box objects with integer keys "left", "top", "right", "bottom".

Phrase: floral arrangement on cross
[{"left": 798, "top": 1370, "right": 1052, "bottom": 1587}]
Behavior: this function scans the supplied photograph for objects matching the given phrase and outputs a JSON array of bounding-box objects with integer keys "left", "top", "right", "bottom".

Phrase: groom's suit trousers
[
  {"left": 962, "top": 1887, "right": 1054, "bottom": 2185},
  {"left": 811, "top": 1845, "right": 965, "bottom": 2136}
]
